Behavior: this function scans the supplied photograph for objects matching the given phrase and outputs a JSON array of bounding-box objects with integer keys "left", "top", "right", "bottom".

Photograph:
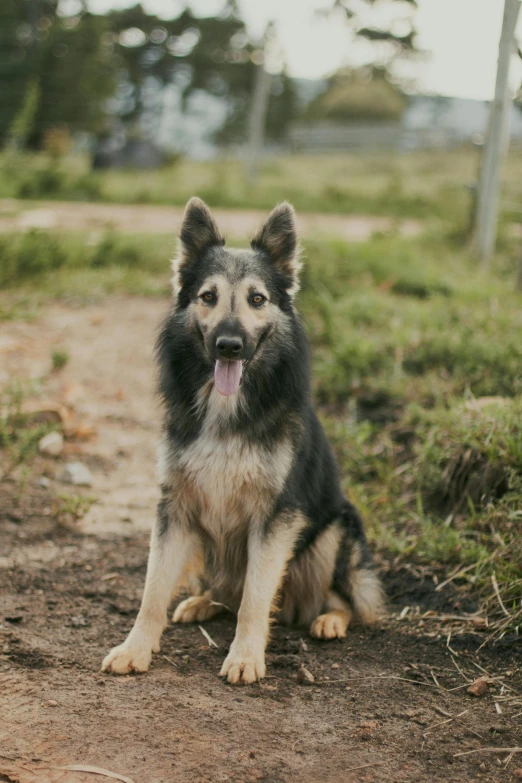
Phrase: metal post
[
  {"left": 246, "top": 25, "right": 273, "bottom": 183},
  {"left": 472, "top": 0, "right": 521, "bottom": 267}
]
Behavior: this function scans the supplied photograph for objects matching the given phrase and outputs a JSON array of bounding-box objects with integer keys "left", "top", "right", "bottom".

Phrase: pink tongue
[{"left": 214, "top": 360, "right": 243, "bottom": 396}]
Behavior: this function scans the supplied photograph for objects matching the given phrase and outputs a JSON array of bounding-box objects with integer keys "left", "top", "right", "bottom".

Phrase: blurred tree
[
  {"left": 0, "top": 0, "right": 297, "bottom": 149},
  {"left": 0, "top": 0, "right": 116, "bottom": 147},
  {"left": 107, "top": 2, "right": 297, "bottom": 144},
  {"left": 326, "top": 0, "right": 418, "bottom": 59},
  {"left": 305, "top": 67, "right": 406, "bottom": 123},
  {"left": 0, "top": 0, "right": 37, "bottom": 143},
  {"left": 303, "top": 0, "right": 418, "bottom": 125}
]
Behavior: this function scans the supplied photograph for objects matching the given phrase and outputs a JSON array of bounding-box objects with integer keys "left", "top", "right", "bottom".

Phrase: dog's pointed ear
[
  {"left": 172, "top": 197, "right": 224, "bottom": 292},
  {"left": 251, "top": 202, "right": 301, "bottom": 295}
]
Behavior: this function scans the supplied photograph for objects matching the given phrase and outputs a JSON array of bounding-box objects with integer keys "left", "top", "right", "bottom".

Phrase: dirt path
[
  {"left": 0, "top": 199, "right": 421, "bottom": 241},
  {"left": 1, "top": 298, "right": 521, "bottom": 783}
]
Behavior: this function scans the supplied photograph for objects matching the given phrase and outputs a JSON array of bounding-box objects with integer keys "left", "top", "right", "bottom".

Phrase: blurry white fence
[{"left": 288, "top": 122, "right": 460, "bottom": 152}]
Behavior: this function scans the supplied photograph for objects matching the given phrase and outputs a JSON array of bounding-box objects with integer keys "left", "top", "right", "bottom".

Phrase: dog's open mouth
[{"left": 214, "top": 360, "right": 244, "bottom": 396}]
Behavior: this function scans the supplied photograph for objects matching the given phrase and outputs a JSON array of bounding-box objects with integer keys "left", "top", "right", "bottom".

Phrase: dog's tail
[{"left": 334, "top": 502, "right": 385, "bottom": 624}]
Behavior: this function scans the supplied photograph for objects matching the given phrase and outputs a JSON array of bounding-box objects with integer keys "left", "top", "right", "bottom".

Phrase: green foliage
[
  {"left": 0, "top": 1, "right": 297, "bottom": 149},
  {"left": 0, "top": 230, "right": 67, "bottom": 287},
  {"left": 0, "top": 229, "right": 171, "bottom": 296},
  {"left": 53, "top": 490, "right": 94, "bottom": 524},
  {"left": 51, "top": 349, "right": 69, "bottom": 371},
  {"left": 0, "top": 1, "right": 116, "bottom": 146},
  {"left": 0, "top": 380, "right": 56, "bottom": 481},
  {"left": 7, "top": 78, "right": 41, "bottom": 149}
]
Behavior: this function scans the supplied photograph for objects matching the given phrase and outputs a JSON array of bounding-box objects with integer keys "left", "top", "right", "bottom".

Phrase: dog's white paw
[
  {"left": 220, "top": 646, "right": 266, "bottom": 685},
  {"left": 310, "top": 610, "right": 350, "bottom": 640},
  {"left": 101, "top": 640, "right": 154, "bottom": 675},
  {"left": 173, "top": 595, "right": 221, "bottom": 624}
]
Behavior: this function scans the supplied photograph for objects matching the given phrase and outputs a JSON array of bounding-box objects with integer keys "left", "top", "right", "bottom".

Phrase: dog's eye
[
  {"left": 250, "top": 293, "right": 266, "bottom": 307},
  {"left": 200, "top": 291, "right": 216, "bottom": 304}
]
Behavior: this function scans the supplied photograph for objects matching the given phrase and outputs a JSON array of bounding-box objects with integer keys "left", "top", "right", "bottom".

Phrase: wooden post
[
  {"left": 517, "top": 220, "right": 522, "bottom": 291},
  {"left": 246, "top": 25, "right": 273, "bottom": 183},
  {"left": 472, "top": 0, "right": 521, "bottom": 268}
]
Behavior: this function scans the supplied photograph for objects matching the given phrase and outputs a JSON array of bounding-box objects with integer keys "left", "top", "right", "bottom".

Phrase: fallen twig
[
  {"left": 453, "top": 747, "right": 522, "bottom": 758},
  {"left": 198, "top": 624, "right": 218, "bottom": 648},
  {"left": 432, "top": 706, "right": 453, "bottom": 718},
  {"left": 450, "top": 655, "right": 472, "bottom": 683},
  {"left": 344, "top": 760, "right": 388, "bottom": 772},
  {"left": 446, "top": 632, "right": 459, "bottom": 657},
  {"left": 423, "top": 709, "right": 469, "bottom": 737},
  {"left": 58, "top": 765, "right": 136, "bottom": 783},
  {"left": 316, "top": 675, "right": 441, "bottom": 690},
  {"left": 162, "top": 655, "right": 177, "bottom": 667}
]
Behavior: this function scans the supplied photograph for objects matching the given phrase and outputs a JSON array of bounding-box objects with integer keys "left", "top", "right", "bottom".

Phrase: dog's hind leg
[
  {"left": 173, "top": 591, "right": 227, "bottom": 624},
  {"left": 102, "top": 496, "right": 199, "bottom": 675},
  {"left": 310, "top": 591, "right": 352, "bottom": 640}
]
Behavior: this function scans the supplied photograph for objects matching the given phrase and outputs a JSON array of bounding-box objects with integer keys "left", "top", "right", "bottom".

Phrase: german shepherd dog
[{"left": 102, "top": 198, "right": 384, "bottom": 684}]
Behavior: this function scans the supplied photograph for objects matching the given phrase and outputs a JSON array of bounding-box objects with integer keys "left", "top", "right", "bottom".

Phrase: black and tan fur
[{"left": 102, "top": 198, "right": 384, "bottom": 684}]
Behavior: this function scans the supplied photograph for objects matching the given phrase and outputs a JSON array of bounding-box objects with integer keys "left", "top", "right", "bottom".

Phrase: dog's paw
[
  {"left": 220, "top": 647, "right": 266, "bottom": 685},
  {"left": 173, "top": 595, "right": 221, "bottom": 624},
  {"left": 310, "top": 610, "right": 350, "bottom": 640},
  {"left": 101, "top": 641, "right": 153, "bottom": 675}
]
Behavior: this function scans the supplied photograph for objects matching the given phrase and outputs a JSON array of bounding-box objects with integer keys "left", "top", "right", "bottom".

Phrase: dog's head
[{"left": 172, "top": 197, "right": 302, "bottom": 397}]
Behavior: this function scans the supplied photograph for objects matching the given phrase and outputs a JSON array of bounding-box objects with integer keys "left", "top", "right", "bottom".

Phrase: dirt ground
[
  {"left": 1, "top": 298, "right": 521, "bottom": 783},
  {"left": 0, "top": 199, "right": 421, "bottom": 241}
]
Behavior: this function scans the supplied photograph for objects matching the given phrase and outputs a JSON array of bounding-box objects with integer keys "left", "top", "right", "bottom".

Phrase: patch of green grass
[
  {"left": 0, "top": 230, "right": 173, "bottom": 314},
  {"left": 2, "top": 147, "right": 522, "bottom": 222}
]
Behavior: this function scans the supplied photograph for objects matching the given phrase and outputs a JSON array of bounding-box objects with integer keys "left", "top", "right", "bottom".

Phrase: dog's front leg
[
  {"left": 220, "top": 512, "right": 304, "bottom": 685},
  {"left": 102, "top": 503, "right": 198, "bottom": 675}
]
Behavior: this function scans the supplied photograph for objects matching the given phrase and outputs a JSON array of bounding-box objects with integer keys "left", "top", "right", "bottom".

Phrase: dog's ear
[
  {"left": 172, "top": 197, "right": 224, "bottom": 292},
  {"left": 251, "top": 202, "right": 301, "bottom": 295}
]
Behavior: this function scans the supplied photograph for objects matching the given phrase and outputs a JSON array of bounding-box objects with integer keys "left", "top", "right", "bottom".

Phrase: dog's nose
[{"left": 216, "top": 336, "right": 243, "bottom": 359}]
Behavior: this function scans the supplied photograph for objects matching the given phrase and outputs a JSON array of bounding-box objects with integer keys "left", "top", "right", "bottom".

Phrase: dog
[{"left": 102, "top": 197, "right": 384, "bottom": 684}]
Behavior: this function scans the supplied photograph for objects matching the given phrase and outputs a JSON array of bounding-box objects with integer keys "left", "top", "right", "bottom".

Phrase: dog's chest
[{"left": 178, "top": 430, "right": 290, "bottom": 537}]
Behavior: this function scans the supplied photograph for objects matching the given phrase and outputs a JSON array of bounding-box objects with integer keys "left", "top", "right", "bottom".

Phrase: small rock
[
  {"left": 69, "top": 615, "right": 87, "bottom": 627},
  {"left": 47, "top": 700, "right": 58, "bottom": 707},
  {"left": 512, "top": 769, "right": 522, "bottom": 779},
  {"left": 467, "top": 676, "right": 491, "bottom": 697},
  {"left": 331, "top": 663, "right": 340, "bottom": 669},
  {"left": 58, "top": 462, "right": 92, "bottom": 486},
  {"left": 297, "top": 665, "right": 315, "bottom": 685},
  {"left": 37, "top": 476, "right": 51, "bottom": 488},
  {"left": 38, "top": 432, "right": 64, "bottom": 457}
]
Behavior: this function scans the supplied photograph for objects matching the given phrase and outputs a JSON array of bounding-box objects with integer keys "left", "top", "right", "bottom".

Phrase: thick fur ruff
[{"left": 102, "top": 198, "right": 384, "bottom": 684}]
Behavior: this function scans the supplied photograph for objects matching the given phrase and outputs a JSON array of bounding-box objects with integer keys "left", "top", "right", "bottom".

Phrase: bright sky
[{"left": 86, "top": 0, "right": 522, "bottom": 101}]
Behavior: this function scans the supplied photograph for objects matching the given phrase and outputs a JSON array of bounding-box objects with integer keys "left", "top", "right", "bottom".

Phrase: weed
[
  {"left": 51, "top": 349, "right": 70, "bottom": 371},
  {"left": 53, "top": 490, "right": 94, "bottom": 525},
  {"left": 0, "top": 381, "right": 57, "bottom": 481}
]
